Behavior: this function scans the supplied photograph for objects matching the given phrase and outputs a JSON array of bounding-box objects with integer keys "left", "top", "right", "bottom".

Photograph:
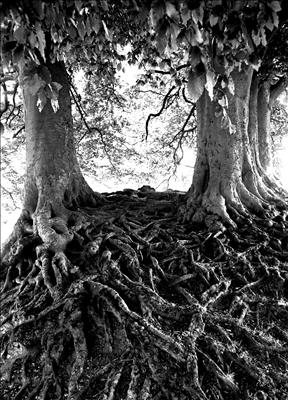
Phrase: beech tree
[
  {"left": 144, "top": 0, "right": 288, "bottom": 229},
  {"left": 1, "top": 2, "right": 288, "bottom": 400}
]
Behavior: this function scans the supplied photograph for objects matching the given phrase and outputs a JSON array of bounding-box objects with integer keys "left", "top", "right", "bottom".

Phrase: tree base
[{"left": 1, "top": 189, "right": 288, "bottom": 400}]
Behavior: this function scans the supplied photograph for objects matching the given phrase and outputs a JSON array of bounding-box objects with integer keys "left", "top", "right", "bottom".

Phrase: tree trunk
[
  {"left": 185, "top": 67, "right": 286, "bottom": 229},
  {"left": 257, "top": 81, "right": 273, "bottom": 172},
  {"left": 3, "top": 61, "right": 99, "bottom": 259}
]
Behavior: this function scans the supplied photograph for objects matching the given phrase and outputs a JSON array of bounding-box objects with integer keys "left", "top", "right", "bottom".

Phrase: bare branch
[
  {"left": 168, "top": 104, "right": 196, "bottom": 147},
  {"left": 0, "top": 184, "right": 19, "bottom": 209},
  {"left": 70, "top": 87, "right": 117, "bottom": 171},
  {"left": 13, "top": 125, "right": 25, "bottom": 138},
  {"left": 152, "top": 63, "right": 190, "bottom": 75},
  {"left": 182, "top": 87, "right": 195, "bottom": 105},
  {"left": 145, "top": 86, "right": 176, "bottom": 140}
]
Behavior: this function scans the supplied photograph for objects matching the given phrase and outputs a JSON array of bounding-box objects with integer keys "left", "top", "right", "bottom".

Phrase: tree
[
  {"left": 1, "top": 2, "right": 288, "bottom": 400},
  {"left": 142, "top": 0, "right": 288, "bottom": 229}
]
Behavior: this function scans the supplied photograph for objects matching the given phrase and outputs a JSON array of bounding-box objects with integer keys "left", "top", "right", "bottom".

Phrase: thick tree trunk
[
  {"left": 2, "top": 61, "right": 99, "bottom": 261},
  {"left": 185, "top": 67, "right": 286, "bottom": 229}
]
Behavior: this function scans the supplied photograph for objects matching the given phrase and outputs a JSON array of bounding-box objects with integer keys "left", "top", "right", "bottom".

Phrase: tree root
[{"left": 1, "top": 189, "right": 288, "bottom": 399}]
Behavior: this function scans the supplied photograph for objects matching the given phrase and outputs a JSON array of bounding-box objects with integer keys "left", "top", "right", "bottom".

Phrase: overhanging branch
[{"left": 145, "top": 86, "right": 176, "bottom": 140}]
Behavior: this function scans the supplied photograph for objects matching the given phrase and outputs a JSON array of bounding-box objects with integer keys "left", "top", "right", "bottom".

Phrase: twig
[
  {"left": 145, "top": 86, "right": 176, "bottom": 140},
  {"left": 13, "top": 125, "right": 25, "bottom": 138}
]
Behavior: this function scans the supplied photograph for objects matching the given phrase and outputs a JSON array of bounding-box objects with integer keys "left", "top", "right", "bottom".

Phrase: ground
[{"left": 0, "top": 188, "right": 288, "bottom": 400}]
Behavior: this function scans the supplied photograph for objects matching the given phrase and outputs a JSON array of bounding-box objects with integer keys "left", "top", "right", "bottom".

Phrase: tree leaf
[
  {"left": 35, "top": 23, "right": 46, "bottom": 61},
  {"left": 228, "top": 76, "right": 235, "bottom": 95},
  {"left": 268, "top": 1, "right": 281, "bottom": 12},
  {"left": 51, "top": 98, "right": 59, "bottom": 113},
  {"left": 25, "top": 73, "right": 46, "bottom": 96},
  {"left": 102, "top": 20, "right": 111, "bottom": 41},
  {"left": 36, "top": 87, "right": 47, "bottom": 112},
  {"left": 90, "top": 15, "right": 101, "bottom": 34},
  {"left": 150, "top": 0, "right": 166, "bottom": 27},
  {"left": 209, "top": 14, "right": 218, "bottom": 27},
  {"left": 75, "top": 0, "right": 82, "bottom": 13},
  {"left": 51, "top": 81, "right": 62, "bottom": 92},
  {"left": 187, "top": 70, "right": 205, "bottom": 102},
  {"left": 166, "top": 2, "right": 177, "bottom": 18},
  {"left": 205, "top": 69, "right": 216, "bottom": 100},
  {"left": 13, "top": 26, "right": 26, "bottom": 43}
]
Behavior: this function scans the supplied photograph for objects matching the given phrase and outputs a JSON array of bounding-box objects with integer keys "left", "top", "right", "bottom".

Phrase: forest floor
[{"left": 0, "top": 188, "right": 288, "bottom": 400}]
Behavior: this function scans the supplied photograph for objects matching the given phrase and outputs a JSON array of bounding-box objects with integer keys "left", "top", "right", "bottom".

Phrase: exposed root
[{"left": 1, "top": 189, "right": 288, "bottom": 399}]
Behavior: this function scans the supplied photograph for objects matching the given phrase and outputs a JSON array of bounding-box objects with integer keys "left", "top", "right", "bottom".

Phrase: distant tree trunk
[
  {"left": 184, "top": 67, "right": 286, "bottom": 229},
  {"left": 257, "top": 81, "right": 273, "bottom": 172},
  {"left": 3, "top": 61, "right": 99, "bottom": 256}
]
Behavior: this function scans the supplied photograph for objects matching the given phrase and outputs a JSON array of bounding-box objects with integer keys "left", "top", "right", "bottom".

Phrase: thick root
[{"left": 1, "top": 189, "right": 288, "bottom": 400}]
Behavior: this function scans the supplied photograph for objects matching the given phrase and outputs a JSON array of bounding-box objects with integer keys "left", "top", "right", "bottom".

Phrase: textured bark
[
  {"left": 2, "top": 61, "right": 99, "bottom": 259},
  {"left": 257, "top": 81, "right": 273, "bottom": 172},
  {"left": 185, "top": 67, "right": 287, "bottom": 229}
]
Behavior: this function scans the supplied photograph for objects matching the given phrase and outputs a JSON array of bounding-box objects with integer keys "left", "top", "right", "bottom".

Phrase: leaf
[
  {"left": 228, "top": 76, "right": 235, "bottom": 95},
  {"left": 150, "top": 0, "right": 166, "bottom": 27},
  {"left": 75, "top": 0, "right": 82, "bottom": 13},
  {"left": 272, "top": 12, "right": 279, "bottom": 27},
  {"left": 13, "top": 26, "right": 26, "bottom": 43},
  {"left": 166, "top": 2, "right": 177, "bottom": 18},
  {"left": 187, "top": 70, "right": 205, "bottom": 102},
  {"left": 260, "top": 28, "right": 267, "bottom": 46},
  {"left": 205, "top": 69, "right": 216, "bottom": 100},
  {"left": 51, "top": 82, "right": 62, "bottom": 92},
  {"left": 268, "top": 1, "right": 281, "bottom": 12},
  {"left": 25, "top": 73, "right": 46, "bottom": 96},
  {"left": 251, "top": 31, "right": 261, "bottom": 46},
  {"left": 36, "top": 87, "right": 47, "bottom": 112},
  {"left": 102, "top": 20, "right": 111, "bottom": 41},
  {"left": 35, "top": 23, "right": 46, "bottom": 61},
  {"left": 265, "top": 18, "right": 274, "bottom": 31},
  {"left": 218, "top": 96, "right": 227, "bottom": 108},
  {"left": 51, "top": 98, "right": 59, "bottom": 113},
  {"left": 90, "top": 15, "right": 101, "bottom": 33},
  {"left": 77, "top": 19, "right": 86, "bottom": 40},
  {"left": 28, "top": 32, "right": 37, "bottom": 48},
  {"left": 209, "top": 14, "right": 218, "bottom": 26}
]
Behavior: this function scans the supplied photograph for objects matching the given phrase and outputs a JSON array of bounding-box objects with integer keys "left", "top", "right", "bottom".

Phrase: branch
[
  {"left": 145, "top": 86, "right": 176, "bottom": 140},
  {"left": 0, "top": 184, "right": 19, "bottom": 209},
  {"left": 270, "top": 75, "right": 288, "bottom": 105},
  {"left": 168, "top": 104, "right": 196, "bottom": 147},
  {"left": 0, "top": 74, "right": 17, "bottom": 84},
  {"left": 135, "top": 89, "right": 165, "bottom": 96},
  {"left": 152, "top": 63, "right": 190, "bottom": 75},
  {"left": 6, "top": 82, "right": 20, "bottom": 124},
  {"left": 70, "top": 88, "right": 117, "bottom": 171},
  {"left": 0, "top": 83, "right": 9, "bottom": 117},
  {"left": 13, "top": 125, "right": 25, "bottom": 138},
  {"left": 182, "top": 88, "right": 195, "bottom": 105}
]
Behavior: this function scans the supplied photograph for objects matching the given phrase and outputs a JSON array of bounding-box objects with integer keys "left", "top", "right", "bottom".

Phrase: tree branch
[
  {"left": 145, "top": 86, "right": 176, "bottom": 140},
  {"left": 152, "top": 63, "right": 190, "bottom": 75},
  {"left": 0, "top": 83, "right": 9, "bottom": 117}
]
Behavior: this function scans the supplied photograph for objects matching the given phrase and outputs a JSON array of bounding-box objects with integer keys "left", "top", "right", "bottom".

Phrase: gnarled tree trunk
[
  {"left": 2, "top": 61, "right": 100, "bottom": 278},
  {"left": 185, "top": 67, "right": 287, "bottom": 229}
]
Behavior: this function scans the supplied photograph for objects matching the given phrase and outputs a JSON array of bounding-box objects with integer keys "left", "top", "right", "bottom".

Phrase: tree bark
[
  {"left": 185, "top": 67, "right": 286, "bottom": 229},
  {"left": 3, "top": 61, "right": 99, "bottom": 256},
  {"left": 257, "top": 81, "right": 273, "bottom": 172}
]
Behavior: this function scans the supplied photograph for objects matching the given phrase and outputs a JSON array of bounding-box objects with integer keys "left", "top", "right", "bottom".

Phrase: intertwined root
[{"left": 1, "top": 190, "right": 288, "bottom": 400}]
